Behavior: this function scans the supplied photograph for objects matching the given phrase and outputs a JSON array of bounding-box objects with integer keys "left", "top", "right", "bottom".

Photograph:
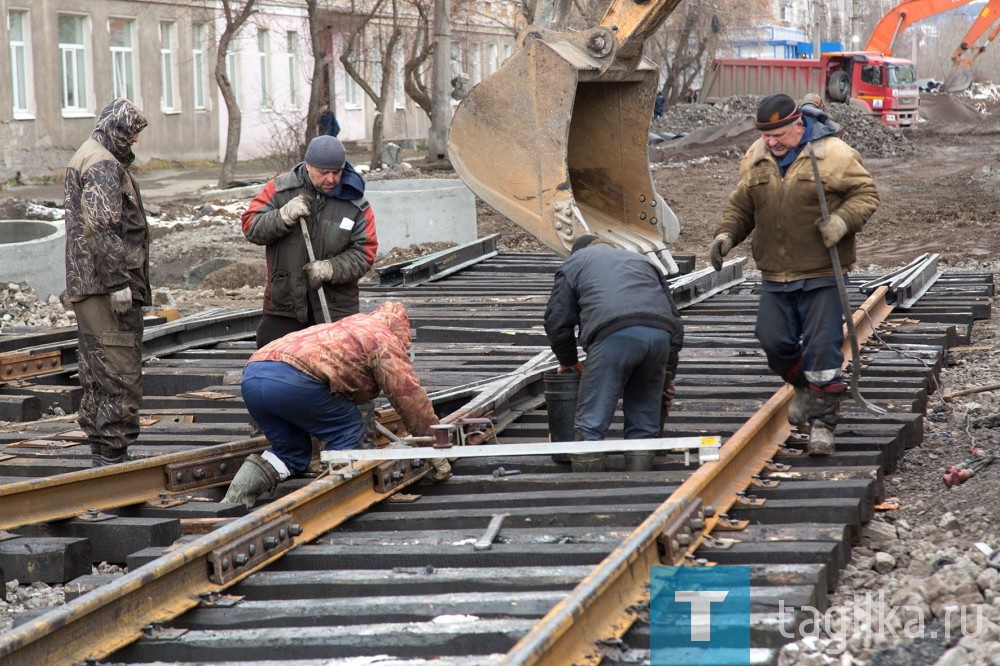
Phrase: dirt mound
[{"left": 917, "top": 93, "right": 989, "bottom": 132}]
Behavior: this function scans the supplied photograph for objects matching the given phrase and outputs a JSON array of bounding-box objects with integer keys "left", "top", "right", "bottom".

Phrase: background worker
[
  {"left": 224, "top": 301, "right": 449, "bottom": 507},
  {"left": 708, "top": 93, "right": 879, "bottom": 455},
  {"left": 241, "top": 135, "right": 377, "bottom": 348},
  {"left": 543, "top": 236, "right": 684, "bottom": 472},
  {"left": 318, "top": 103, "right": 340, "bottom": 137},
  {"left": 64, "top": 98, "right": 151, "bottom": 467}
]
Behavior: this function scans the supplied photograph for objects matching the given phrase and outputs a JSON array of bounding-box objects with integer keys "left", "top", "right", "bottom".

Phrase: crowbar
[
  {"left": 807, "top": 144, "right": 885, "bottom": 416},
  {"left": 299, "top": 217, "right": 332, "bottom": 323}
]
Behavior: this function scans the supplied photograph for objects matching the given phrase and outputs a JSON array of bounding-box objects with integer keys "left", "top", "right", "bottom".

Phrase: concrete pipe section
[
  {"left": 364, "top": 179, "right": 477, "bottom": 255},
  {"left": 1, "top": 220, "right": 66, "bottom": 299}
]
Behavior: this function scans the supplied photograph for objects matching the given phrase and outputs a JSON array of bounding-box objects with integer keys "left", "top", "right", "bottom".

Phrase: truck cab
[{"left": 825, "top": 53, "right": 918, "bottom": 128}]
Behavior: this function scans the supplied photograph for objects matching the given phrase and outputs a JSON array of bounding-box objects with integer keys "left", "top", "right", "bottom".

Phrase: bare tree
[
  {"left": 646, "top": 0, "right": 769, "bottom": 104},
  {"left": 340, "top": 0, "right": 403, "bottom": 169},
  {"left": 304, "top": 0, "right": 327, "bottom": 152},
  {"left": 215, "top": 0, "right": 259, "bottom": 187}
]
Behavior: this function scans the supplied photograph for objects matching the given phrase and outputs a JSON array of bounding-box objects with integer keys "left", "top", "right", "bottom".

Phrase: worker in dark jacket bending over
[
  {"left": 708, "top": 93, "right": 879, "bottom": 455},
  {"left": 543, "top": 236, "right": 684, "bottom": 472},
  {"left": 241, "top": 135, "right": 378, "bottom": 348}
]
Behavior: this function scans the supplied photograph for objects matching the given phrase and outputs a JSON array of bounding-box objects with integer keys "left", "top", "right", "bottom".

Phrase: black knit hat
[
  {"left": 571, "top": 235, "right": 600, "bottom": 254},
  {"left": 755, "top": 94, "right": 802, "bottom": 130}
]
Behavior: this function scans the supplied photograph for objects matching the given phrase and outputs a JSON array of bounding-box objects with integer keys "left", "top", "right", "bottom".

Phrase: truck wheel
[{"left": 828, "top": 71, "right": 850, "bottom": 103}]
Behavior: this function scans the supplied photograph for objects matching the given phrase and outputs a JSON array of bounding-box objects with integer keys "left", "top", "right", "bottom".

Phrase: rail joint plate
[{"left": 208, "top": 515, "right": 295, "bottom": 584}]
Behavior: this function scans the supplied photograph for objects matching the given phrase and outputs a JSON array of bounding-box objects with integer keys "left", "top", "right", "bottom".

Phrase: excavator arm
[
  {"left": 865, "top": 0, "right": 979, "bottom": 56},
  {"left": 448, "top": 0, "right": 684, "bottom": 274},
  {"left": 942, "top": 0, "right": 1000, "bottom": 91}
]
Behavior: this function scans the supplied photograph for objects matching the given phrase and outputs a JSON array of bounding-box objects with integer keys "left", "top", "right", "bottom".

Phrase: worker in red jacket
[{"left": 224, "top": 301, "right": 448, "bottom": 507}]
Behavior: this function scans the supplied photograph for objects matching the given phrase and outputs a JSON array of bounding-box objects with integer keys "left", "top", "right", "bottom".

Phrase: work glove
[
  {"left": 817, "top": 213, "right": 848, "bottom": 248},
  {"left": 558, "top": 362, "right": 584, "bottom": 375},
  {"left": 709, "top": 234, "right": 734, "bottom": 272},
  {"left": 661, "top": 376, "right": 676, "bottom": 419},
  {"left": 109, "top": 286, "right": 132, "bottom": 316},
  {"left": 279, "top": 194, "right": 311, "bottom": 228},
  {"left": 304, "top": 259, "right": 334, "bottom": 290}
]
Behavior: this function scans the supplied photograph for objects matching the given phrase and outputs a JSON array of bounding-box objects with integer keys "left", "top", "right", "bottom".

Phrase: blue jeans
[
  {"left": 575, "top": 326, "right": 671, "bottom": 440},
  {"left": 755, "top": 279, "right": 845, "bottom": 388},
  {"left": 241, "top": 361, "right": 364, "bottom": 475}
]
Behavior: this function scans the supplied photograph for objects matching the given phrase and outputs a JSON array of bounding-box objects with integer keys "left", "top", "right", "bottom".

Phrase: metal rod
[
  {"left": 807, "top": 145, "right": 885, "bottom": 416},
  {"left": 473, "top": 513, "right": 509, "bottom": 551},
  {"left": 299, "top": 217, "right": 332, "bottom": 323}
]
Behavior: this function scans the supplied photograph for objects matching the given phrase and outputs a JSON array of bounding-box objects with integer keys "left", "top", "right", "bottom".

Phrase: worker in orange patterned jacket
[
  {"left": 241, "top": 135, "right": 378, "bottom": 348},
  {"left": 224, "top": 301, "right": 447, "bottom": 507}
]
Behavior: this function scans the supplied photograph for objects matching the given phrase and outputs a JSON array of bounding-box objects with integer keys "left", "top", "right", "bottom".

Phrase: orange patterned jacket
[{"left": 249, "top": 301, "right": 438, "bottom": 436}]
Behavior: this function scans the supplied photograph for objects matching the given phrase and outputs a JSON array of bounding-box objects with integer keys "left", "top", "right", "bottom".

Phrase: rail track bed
[{"left": 0, "top": 251, "right": 993, "bottom": 664}]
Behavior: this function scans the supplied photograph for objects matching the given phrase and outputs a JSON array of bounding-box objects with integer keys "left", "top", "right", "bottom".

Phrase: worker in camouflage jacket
[
  {"left": 241, "top": 135, "right": 378, "bottom": 348},
  {"left": 64, "top": 98, "right": 151, "bottom": 467},
  {"left": 224, "top": 301, "right": 449, "bottom": 508},
  {"left": 708, "top": 93, "right": 879, "bottom": 456}
]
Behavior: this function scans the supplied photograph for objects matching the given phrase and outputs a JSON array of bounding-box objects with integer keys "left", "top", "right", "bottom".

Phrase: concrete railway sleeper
[{"left": 0, "top": 252, "right": 993, "bottom": 664}]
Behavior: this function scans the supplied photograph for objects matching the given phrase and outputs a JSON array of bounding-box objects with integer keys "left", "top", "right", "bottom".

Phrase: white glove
[
  {"left": 279, "top": 194, "right": 311, "bottom": 228},
  {"left": 304, "top": 260, "right": 334, "bottom": 290},
  {"left": 109, "top": 286, "right": 132, "bottom": 316},
  {"left": 817, "top": 213, "right": 848, "bottom": 248}
]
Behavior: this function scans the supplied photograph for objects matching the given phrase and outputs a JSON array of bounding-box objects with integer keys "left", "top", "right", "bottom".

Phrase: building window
[
  {"left": 193, "top": 23, "right": 207, "bottom": 109},
  {"left": 58, "top": 14, "right": 88, "bottom": 112},
  {"left": 160, "top": 21, "right": 179, "bottom": 110},
  {"left": 8, "top": 10, "right": 33, "bottom": 115},
  {"left": 226, "top": 42, "right": 241, "bottom": 104},
  {"left": 258, "top": 28, "right": 271, "bottom": 109},
  {"left": 286, "top": 31, "right": 299, "bottom": 108},
  {"left": 109, "top": 17, "right": 136, "bottom": 101}
]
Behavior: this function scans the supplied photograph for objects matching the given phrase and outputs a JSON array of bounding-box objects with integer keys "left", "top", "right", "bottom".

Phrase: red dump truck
[{"left": 699, "top": 53, "right": 920, "bottom": 129}]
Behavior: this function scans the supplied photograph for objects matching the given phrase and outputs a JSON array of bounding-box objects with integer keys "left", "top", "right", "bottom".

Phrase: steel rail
[
  {"left": 503, "top": 286, "right": 893, "bottom": 665},
  {"left": 0, "top": 350, "right": 562, "bottom": 663},
  {"left": 0, "top": 437, "right": 267, "bottom": 531}
]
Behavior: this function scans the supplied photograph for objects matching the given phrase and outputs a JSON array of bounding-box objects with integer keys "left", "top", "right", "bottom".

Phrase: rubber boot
[
  {"left": 804, "top": 386, "right": 844, "bottom": 456},
  {"left": 92, "top": 449, "right": 128, "bottom": 467},
  {"left": 570, "top": 452, "right": 605, "bottom": 473},
  {"left": 784, "top": 371, "right": 810, "bottom": 427},
  {"left": 224, "top": 453, "right": 280, "bottom": 508}
]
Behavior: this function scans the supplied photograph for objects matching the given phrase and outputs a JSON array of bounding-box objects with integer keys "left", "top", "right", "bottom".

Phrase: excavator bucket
[
  {"left": 448, "top": 26, "right": 681, "bottom": 274},
  {"left": 940, "top": 63, "right": 975, "bottom": 92}
]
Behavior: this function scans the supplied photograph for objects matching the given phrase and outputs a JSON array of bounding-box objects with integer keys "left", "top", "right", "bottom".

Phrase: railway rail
[{"left": 0, "top": 249, "right": 992, "bottom": 665}]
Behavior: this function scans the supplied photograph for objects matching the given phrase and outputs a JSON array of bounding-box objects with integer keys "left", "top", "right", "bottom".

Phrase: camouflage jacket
[
  {"left": 248, "top": 301, "right": 438, "bottom": 436},
  {"left": 64, "top": 98, "right": 150, "bottom": 304}
]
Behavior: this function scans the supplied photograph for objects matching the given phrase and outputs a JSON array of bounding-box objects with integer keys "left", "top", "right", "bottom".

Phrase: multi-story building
[{"left": 0, "top": 0, "right": 521, "bottom": 180}]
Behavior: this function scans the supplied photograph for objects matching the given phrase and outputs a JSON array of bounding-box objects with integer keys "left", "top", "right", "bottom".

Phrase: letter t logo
[{"left": 675, "top": 590, "right": 729, "bottom": 641}]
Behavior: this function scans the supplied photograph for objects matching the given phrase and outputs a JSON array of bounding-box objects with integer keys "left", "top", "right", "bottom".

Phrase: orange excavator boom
[{"left": 866, "top": 0, "right": 978, "bottom": 56}]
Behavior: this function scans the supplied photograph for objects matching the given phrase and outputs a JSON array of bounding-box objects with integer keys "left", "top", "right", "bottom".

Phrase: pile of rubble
[
  {"left": 0, "top": 283, "right": 73, "bottom": 330},
  {"left": 653, "top": 95, "right": 916, "bottom": 159}
]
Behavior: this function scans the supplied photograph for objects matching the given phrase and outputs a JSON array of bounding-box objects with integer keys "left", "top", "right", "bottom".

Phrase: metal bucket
[{"left": 544, "top": 369, "right": 580, "bottom": 463}]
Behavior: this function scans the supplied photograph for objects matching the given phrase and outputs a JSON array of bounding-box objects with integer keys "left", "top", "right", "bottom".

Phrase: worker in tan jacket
[
  {"left": 709, "top": 93, "right": 879, "bottom": 455},
  {"left": 224, "top": 301, "right": 446, "bottom": 507}
]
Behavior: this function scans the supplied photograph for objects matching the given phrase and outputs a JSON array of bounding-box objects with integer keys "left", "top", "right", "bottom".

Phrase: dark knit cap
[
  {"left": 304, "top": 135, "right": 346, "bottom": 169},
  {"left": 755, "top": 93, "right": 802, "bottom": 130},
  {"left": 571, "top": 234, "right": 600, "bottom": 254}
]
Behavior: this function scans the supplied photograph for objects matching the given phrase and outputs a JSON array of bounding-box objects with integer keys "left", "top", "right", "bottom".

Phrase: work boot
[
  {"left": 224, "top": 453, "right": 280, "bottom": 508},
  {"left": 92, "top": 450, "right": 128, "bottom": 467},
  {"left": 570, "top": 452, "right": 605, "bottom": 473},
  {"left": 787, "top": 385, "right": 810, "bottom": 427},
  {"left": 807, "top": 424, "right": 836, "bottom": 456}
]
